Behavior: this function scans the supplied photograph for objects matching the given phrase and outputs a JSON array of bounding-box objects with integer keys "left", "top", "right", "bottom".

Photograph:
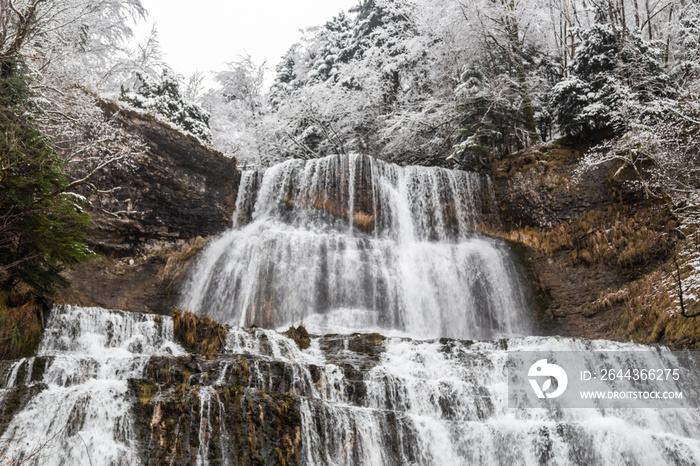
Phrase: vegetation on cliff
[
  {"left": 0, "top": 291, "right": 45, "bottom": 360},
  {"left": 0, "top": 0, "right": 146, "bottom": 315},
  {"left": 489, "top": 143, "right": 700, "bottom": 347},
  {"left": 0, "top": 68, "right": 95, "bottom": 296},
  {"left": 507, "top": 202, "right": 676, "bottom": 269},
  {"left": 173, "top": 309, "right": 227, "bottom": 355},
  {"left": 283, "top": 325, "right": 311, "bottom": 350},
  {"left": 1, "top": 2, "right": 238, "bottom": 347},
  {"left": 120, "top": 70, "right": 212, "bottom": 143}
]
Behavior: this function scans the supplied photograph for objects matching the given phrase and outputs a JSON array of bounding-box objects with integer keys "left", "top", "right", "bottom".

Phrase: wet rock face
[
  {"left": 57, "top": 239, "right": 207, "bottom": 314},
  {"left": 130, "top": 379, "right": 302, "bottom": 466},
  {"left": 0, "top": 384, "right": 47, "bottom": 437},
  {"left": 77, "top": 105, "right": 241, "bottom": 254},
  {"left": 124, "top": 330, "right": 398, "bottom": 465},
  {"left": 0, "top": 357, "right": 51, "bottom": 387},
  {"left": 488, "top": 146, "right": 614, "bottom": 230},
  {"left": 318, "top": 333, "right": 386, "bottom": 370},
  {"left": 0, "top": 357, "right": 50, "bottom": 437},
  {"left": 56, "top": 105, "right": 239, "bottom": 313}
]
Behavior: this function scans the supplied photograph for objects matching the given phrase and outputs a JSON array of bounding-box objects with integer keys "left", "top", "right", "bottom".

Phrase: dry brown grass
[
  {"left": 613, "top": 241, "right": 700, "bottom": 346},
  {"left": 615, "top": 271, "right": 676, "bottom": 342},
  {"left": 504, "top": 204, "right": 674, "bottom": 268},
  {"left": 172, "top": 309, "right": 226, "bottom": 355},
  {"left": 497, "top": 198, "right": 698, "bottom": 346},
  {"left": 587, "top": 288, "right": 631, "bottom": 316},
  {"left": 0, "top": 291, "right": 44, "bottom": 360}
]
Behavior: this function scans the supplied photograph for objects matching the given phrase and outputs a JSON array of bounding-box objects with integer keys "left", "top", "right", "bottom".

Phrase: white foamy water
[
  {"left": 2, "top": 155, "right": 699, "bottom": 465},
  {"left": 181, "top": 154, "right": 530, "bottom": 339},
  {"left": 0, "top": 308, "right": 698, "bottom": 465},
  {"left": 0, "top": 305, "right": 185, "bottom": 466},
  {"left": 297, "top": 336, "right": 700, "bottom": 466},
  {"left": 211, "top": 326, "right": 700, "bottom": 465}
]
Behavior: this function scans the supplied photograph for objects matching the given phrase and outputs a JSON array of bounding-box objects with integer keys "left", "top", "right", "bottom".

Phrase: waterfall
[
  {"left": 2, "top": 155, "right": 699, "bottom": 465},
  {"left": 4, "top": 306, "right": 700, "bottom": 465},
  {"left": 222, "top": 331, "right": 700, "bottom": 466},
  {"left": 0, "top": 305, "right": 185, "bottom": 466},
  {"left": 181, "top": 154, "right": 530, "bottom": 340}
]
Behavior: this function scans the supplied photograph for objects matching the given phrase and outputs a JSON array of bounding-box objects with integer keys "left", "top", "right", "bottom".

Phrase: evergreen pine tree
[
  {"left": 551, "top": 12, "right": 671, "bottom": 137},
  {"left": 0, "top": 62, "right": 95, "bottom": 295}
]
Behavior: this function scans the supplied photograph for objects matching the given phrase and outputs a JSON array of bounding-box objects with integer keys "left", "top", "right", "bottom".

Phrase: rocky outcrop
[
  {"left": 126, "top": 330, "right": 397, "bottom": 465},
  {"left": 0, "top": 384, "right": 47, "bottom": 437},
  {"left": 57, "top": 102, "right": 240, "bottom": 314},
  {"left": 488, "top": 145, "right": 614, "bottom": 230},
  {"left": 486, "top": 144, "right": 682, "bottom": 343},
  {"left": 130, "top": 376, "right": 302, "bottom": 466},
  {"left": 58, "top": 237, "right": 207, "bottom": 314},
  {"left": 80, "top": 103, "right": 240, "bottom": 254},
  {"left": 0, "top": 358, "right": 50, "bottom": 436}
]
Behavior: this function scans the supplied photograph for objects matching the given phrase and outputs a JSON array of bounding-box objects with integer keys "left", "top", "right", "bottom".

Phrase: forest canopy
[{"left": 199, "top": 0, "right": 697, "bottom": 219}]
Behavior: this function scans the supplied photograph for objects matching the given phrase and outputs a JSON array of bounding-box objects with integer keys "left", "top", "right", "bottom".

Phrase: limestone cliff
[
  {"left": 56, "top": 104, "right": 240, "bottom": 313},
  {"left": 485, "top": 142, "right": 697, "bottom": 347},
  {"left": 83, "top": 103, "right": 240, "bottom": 253}
]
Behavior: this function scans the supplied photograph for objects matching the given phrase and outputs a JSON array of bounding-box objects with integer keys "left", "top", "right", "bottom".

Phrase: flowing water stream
[
  {"left": 1, "top": 154, "right": 699, "bottom": 465},
  {"left": 0, "top": 306, "right": 185, "bottom": 465}
]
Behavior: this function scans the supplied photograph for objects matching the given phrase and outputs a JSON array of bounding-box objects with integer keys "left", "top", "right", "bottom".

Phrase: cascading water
[
  {"left": 173, "top": 153, "right": 700, "bottom": 464},
  {"left": 0, "top": 305, "right": 185, "bottom": 465},
  {"left": 4, "top": 306, "right": 700, "bottom": 465},
  {"left": 2, "top": 154, "right": 700, "bottom": 465},
  {"left": 294, "top": 336, "right": 700, "bottom": 465},
  {"left": 181, "top": 154, "right": 530, "bottom": 339}
]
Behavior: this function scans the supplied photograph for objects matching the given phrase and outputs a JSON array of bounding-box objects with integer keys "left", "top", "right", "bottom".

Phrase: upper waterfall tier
[
  {"left": 181, "top": 154, "right": 530, "bottom": 339},
  {"left": 232, "top": 153, "right": 501, "bottom": 239}
]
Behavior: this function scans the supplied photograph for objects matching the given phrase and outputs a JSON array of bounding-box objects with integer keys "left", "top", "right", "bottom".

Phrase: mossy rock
[
  {"left": 283, "top": 325, "right": 310, "bottom": 350},
  {"left": 0, "top": 292, "right": 49, "bottom": 360},
  {"left": 172, "top": 309, "right": 227, "bottom": 355}
]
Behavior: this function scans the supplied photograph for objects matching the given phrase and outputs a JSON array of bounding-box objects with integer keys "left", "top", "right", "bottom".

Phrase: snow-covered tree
[
  {"left": 193, "top": 0, "right": 697, "bottom": 184},
  {"left": 670, "top": 1, "right": 700, "bottom": 87},
  {"left": 120, "top": 70, "right": 212, "bottom": 142},
  {"left": 1, "top": 0, "right": 148, "bottom": 193},
  {"left": 565, "top": 4, "right": 699, "bottom": 217},
  {"left": 200, "top": 55, "right": 267, "bottom": 163},
  {"left": 441, "top": 0, "right": 554, "bottom": 168},
  {"left": 0, "top": 0, "right": 145, "bottom": 86},
  {"left": 551, "top": 13, "right": 672, "bottom": 137}
]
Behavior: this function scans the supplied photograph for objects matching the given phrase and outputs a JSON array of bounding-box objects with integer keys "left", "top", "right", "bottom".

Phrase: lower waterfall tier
[{"left": 1, "top": 306, "right": 699, "bottom": 465}]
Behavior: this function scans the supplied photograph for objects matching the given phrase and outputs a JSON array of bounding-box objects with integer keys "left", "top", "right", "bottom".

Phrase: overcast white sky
[{"left": 135, "top": 0, "right": 360, "bottom": 84}]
